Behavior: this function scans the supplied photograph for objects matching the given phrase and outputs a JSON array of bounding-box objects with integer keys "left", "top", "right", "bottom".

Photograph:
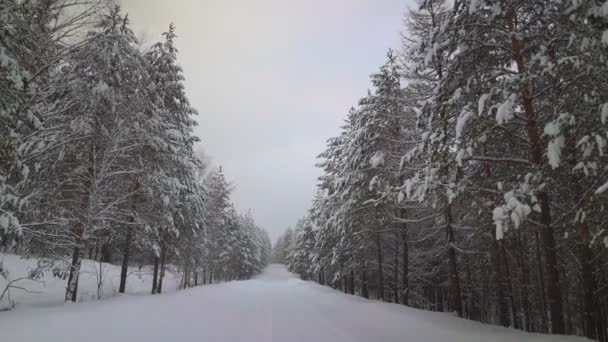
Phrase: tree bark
[
  {"left": 65, "top": 246, "right": 81, "bottom": 302},
  {"left": 495, "top": 241, "right": 509, "bottom": 327},
  {"left": 579, "top": 225, "right": 597, "bottom": 339},
  {"left": 118, "top": 226, "right": 133, "bottom": 294},
  {"left": 376, "top": 232, "right": 384, "bottom": 301},
  {"left": 152, "top": 256, "right": 159, "bottom": 294},
  {"left": 157, "top": 241, "right": 166, "bottom": 294},
  {"left": 534, "top": 231, "right": 548, "bottom": 332},
  {"left": 508, "top": 14, "right": 564, "bottom": 334},
  {"left": 502, "top": 243, "right": 519, "bottom": 329},
  {"left": 516, "top": 230, "right": 532, "bottom": 332},
  {"left": 401, "top": 225, "right": 409, "bottom": 306},
  {"left": 362, "top": 268, "right": 369, "bottom": 299},
  {"left": 101, "top": 243, "right": 112, "bottom": 263},
  {"left": 393, "top": 234, "right": 399, "bottom": 304},
  {"left": 319, "top": 268, "right": 324, "bottom": 286},
  {"left": 446, "top": 205, "right": 462, "bottom": 317},
  {"left": 566, "top": 130, "right": 598, "bottom": 339}
]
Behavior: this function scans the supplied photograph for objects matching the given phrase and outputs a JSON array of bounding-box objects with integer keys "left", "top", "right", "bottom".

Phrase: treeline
[
  {"left": 276, "top": 0, "right": 608, "bottom": 340},
  {"left": 0, "top": 0, "right": 270, "bottom": 303}
]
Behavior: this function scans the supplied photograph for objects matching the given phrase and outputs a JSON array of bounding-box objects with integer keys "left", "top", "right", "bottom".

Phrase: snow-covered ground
[
  {"left": 0, "top": 253, "right": 179, "bottom": 310},
  {"left": 0, "top": 263, "right": 588, "bottom": 342}
]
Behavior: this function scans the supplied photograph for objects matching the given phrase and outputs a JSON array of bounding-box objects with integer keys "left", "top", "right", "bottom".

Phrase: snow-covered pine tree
[
  {"left": 142, "top": 23, "right": 205, "bottom": 292},
  {"left": 36, "top": 6, "right": 157, "bottom": 301},
  {"left": 0, "top": 0, "right": 102, "bottom": 253}
]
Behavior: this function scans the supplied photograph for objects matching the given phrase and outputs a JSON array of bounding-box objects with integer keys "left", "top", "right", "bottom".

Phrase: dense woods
[
  {"left": 276, "top": 0, "right": 608, "bottom": 340},
  {"left": 0, "top": 0, "right": 270, "bottom": 304}
]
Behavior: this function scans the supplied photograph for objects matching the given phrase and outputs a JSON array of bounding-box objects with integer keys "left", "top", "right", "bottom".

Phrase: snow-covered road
[{"left": 0, "top": 264, "right": 584, "bottom": 342}]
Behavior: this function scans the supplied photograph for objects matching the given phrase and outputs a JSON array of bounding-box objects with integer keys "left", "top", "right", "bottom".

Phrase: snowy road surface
[{"left": 0, "top": 264, "right": 583, "bottom": 342}]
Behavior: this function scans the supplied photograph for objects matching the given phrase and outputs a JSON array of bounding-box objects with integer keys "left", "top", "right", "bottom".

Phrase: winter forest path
[{"left": 0, "top": 264, "right": 583, "bottom": 342}]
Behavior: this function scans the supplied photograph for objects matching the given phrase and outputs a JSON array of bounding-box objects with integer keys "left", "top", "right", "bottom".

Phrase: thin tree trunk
[
  {"left": 535, "top": 231, "right": 548, "bottom": 332},
  {"left": 362, "top": 268, "right": 369, "bottom": 299},
  {"left": 93, "top": 242, "right": 99, "bottom": 261},
  {"left": 152, "top": 256, "right": 159, "bottom": 294},
  {"left": 118, "top": 226, "right": 133, "bottom": 294},
  {"left": 446, "top": 205, "right": 462, "bottom": 317},
  {"left": 566, "top": 130, "right": 598, "bottom": 339},
  {"left": 579, "top": 229, "right": 597, "bottom": 339},
  {"left": 508, "top": 14, "right": 564, "bottom": 334},
  {"left": 393, "top": 234, "right": 399, "bottom": 304},
  {"left": 65, "top": 246, "right": 81, "bottom": 302},
  {"left": 495, "top": 241, "right": 510, "bottom": 327},
  {"left": 401, "top": 224, "right": 409, "bottom": 306},
  {"left": 502, "top": 244, "right": 519, "bottom": 329},
  {"left": 517, "top": 230, "right": 532, "bottom": 332},
  {"left": 376, "top": 232, "right": 384, "bottom": 301},
  {"left": 157, "top": 241, "right": 166, "bottom": 294},
  {"left": 101, "top": 243, "right": 111, "bottom": 263}
]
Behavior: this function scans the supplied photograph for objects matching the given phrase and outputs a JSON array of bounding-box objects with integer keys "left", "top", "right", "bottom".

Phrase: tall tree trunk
[
  {"left": 401, "top": 224, "right": 409, "bottom": 306},
  {"left": 437, "top": 286, "right": 444, "bottom": 312},
  {"left": 534, "top": 231, "right": 548, "bottom": 332},
  {"left": 101, "top": 243, "right": 112, "bottom": 263},
  {"left": 579, "top": 226, "right": 597, "bottom": 339},
  {"left": 93, "top": 242, "right": 99, "bottom": 261},
  {"left": 152, "top": 256, "right": 159, "bottom": 294},
  {"left": 202, "top": 269, "right": 207, "bottom": 285},
  {"left": 566, "top": 130, "right": 598, "bottom": 339},
  {"left": 446, "top": 205, "right": 462, "bottom": 317},
  {"left": 516, "top": 230, "right": 532, "bottom": 332},
  {"left": 157, "top": 241, "right": 166, "bottom": 294},
  {"left": 118, "top": 226, "right": 133, "bottom": 294},
  {"left": 349, "top": 269, "right": 355, "bottom": 295},
  {"left": 495, "top": 241, "right": 510, "bottom": 327},
  {"left": 538, "top": 193, "right": 564, "bottom": 334},
  {"left": 502, "top": 243, "right": 519, "bottom": 329},
  {"left": 361, "top": 268, "right": 369, "bottom": 299},
  {"left": 65, "top": 246, "right": 81, "bottom": 302},
  {"left": 393, "top": 234, "right": 399, "bottom": 304},
  {"left": 376, "top": 232, "right": 384, "bottom": 301},
  {"left": 119, "top": 180, "right": 138, "bottom": 294},
  {"left": 508, "top": 15, "right": 564, "bottom": 334}
]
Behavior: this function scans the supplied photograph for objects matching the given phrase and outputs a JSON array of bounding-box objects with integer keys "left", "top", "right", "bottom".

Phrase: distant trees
[
  {"left": 0, "top": 1, "right": 269, "bottom": 303},
  {"left": 280, "top": 1, "right": 608, "bottom": 341}
]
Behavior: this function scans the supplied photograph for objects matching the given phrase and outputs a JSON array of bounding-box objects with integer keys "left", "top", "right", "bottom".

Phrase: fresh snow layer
[
  {"left": 0, "top": 253, "right": 179, "bottom": 310},
  {"left": 0, "top": 264, "right": 587, "bottom": 342}
]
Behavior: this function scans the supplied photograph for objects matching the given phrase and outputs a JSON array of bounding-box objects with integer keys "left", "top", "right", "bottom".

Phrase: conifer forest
[{"left": 1, "top": 0, "right": 608, "bottom": 341}]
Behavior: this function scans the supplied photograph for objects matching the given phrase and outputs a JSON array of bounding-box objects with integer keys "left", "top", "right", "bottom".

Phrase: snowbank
[{"left": 0, "top": 253, "right": 179, "bottom": 310}]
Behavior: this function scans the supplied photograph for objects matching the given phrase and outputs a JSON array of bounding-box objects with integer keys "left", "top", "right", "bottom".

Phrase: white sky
[{"left": 121, "top": 0, "right": 411, "bottom": 241}]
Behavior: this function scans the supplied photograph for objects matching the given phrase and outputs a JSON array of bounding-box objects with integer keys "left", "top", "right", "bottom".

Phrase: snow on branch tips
[
  {"left": 492, "top": 191, "right": 532, "bottom": 240},
  {"left": 370, "top": 151, "right": 385, "bottom": 168},
  {"left": 495, "top": 95, "right": 516, "bottom": 125}
]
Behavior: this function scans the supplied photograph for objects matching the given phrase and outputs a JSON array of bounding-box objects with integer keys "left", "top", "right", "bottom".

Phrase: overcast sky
[{"left": 121, "top": 0, "right": 411, "bottom": 241}]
